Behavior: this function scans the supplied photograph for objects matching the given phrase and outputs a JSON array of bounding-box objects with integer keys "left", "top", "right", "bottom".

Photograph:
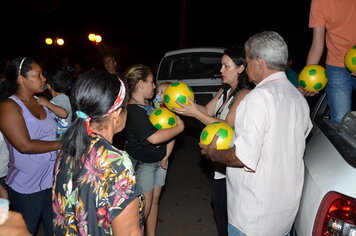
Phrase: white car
[
  {"left": 156, "top": 47, "right": 225, "bottom": 105},
  {"left": 293, "top": 92, "right": 356, "bottom": 235}
]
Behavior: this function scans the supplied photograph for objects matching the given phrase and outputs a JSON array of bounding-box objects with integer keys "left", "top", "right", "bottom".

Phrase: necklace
[{"left": 131, "top": 97, "right": 154, "bottom": 115}]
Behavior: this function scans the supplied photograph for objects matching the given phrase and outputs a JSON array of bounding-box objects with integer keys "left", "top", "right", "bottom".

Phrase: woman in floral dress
[{"left": 52, "top": 70, "right": 144, "bottom": 236}]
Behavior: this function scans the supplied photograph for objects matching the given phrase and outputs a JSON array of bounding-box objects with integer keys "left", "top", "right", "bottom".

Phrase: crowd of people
[{"left": 0, "top": 1, "right": 355, "bottom": 234}]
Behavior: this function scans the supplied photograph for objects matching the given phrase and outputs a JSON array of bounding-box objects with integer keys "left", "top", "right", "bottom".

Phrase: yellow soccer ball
[
  {"left": 149, "top": 107, "right": 177, "bottom": 130},
  {"left": 344, "top": 45, "right": 356, "bottom": 73},
  {"left": 200, "top": 122, "right": 234, "bottom": 150},
  {"left": 298, "top": 65, "right": 328, "bottom": 92},
  {"left": 163, "top": 82, "right": 194, "bottom": 111}
]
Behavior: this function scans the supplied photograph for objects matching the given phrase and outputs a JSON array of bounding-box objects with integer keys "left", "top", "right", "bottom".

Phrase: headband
[
  {"left": 18, "top": 57, "right": 27, "bottom": 75},
  {"left": 76, "top": 79, "right": 126, "bottom": 136}
]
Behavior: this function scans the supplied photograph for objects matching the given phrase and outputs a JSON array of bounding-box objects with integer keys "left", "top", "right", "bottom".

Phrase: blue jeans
[
  {"left": 228, "top": 224, "right": 246, "bottom": 236},
  {"left": 227, "top": 224, "right": 291, "bottom": 236},
  {"left": 325, "top": 65, "right": 356, "bottom": 124}
]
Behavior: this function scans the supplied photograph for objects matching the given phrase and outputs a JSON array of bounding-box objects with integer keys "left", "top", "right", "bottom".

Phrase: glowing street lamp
[
  {"left": 56, "top": 38, "right": 64, "bottom": 46},
  {"left": 44, "top": 37, "right": 64, "bottom": 46},
  {"left": 88, "top": 33, "right": 102, "bottom": 45},
  {"left": 95, "top": 35, "right": 102, "bottom": 43},
  {"left": 45, "top": 38, "right": 53, "bottom": 45},
  {"left": 88, "top": 33, "right": 96, "bottom": 42}
]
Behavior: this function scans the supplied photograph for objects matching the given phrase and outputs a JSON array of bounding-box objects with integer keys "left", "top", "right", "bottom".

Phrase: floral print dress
[{"left": 53, "top": 135, "right": 144, "bottom": 235}]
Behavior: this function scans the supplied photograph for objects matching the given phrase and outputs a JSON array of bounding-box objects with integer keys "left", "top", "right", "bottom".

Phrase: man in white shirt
[{"left": 200, "top": 31, "right": 313, "bottom": 236}]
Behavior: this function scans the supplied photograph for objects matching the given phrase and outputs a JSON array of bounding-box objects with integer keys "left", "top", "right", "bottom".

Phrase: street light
[
  {"left": 56, "top": 38, "right": 64, "bottom": 46},
  {"left": 88, "top": 33, "right": 102, "bottom": 45},
  {"left": 88, "top": 33, "right": 96, "bottom": 41},
  {"left": 45, "top": 38, "right": 53, "bottom": 45},
  {"left": 44, "top": 37, "right": 64, "bottom": 46}
]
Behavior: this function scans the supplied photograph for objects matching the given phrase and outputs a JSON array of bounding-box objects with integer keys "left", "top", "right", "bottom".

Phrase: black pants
[
  {"left": 8, "top": 187, "right": 53, "bottom": 236},
  {"left": 211, "top": 178, "right": 228, "bottom": 236}
]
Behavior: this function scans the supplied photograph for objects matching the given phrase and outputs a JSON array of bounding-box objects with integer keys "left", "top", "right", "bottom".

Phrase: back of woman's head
[
  {"left": 3, "top": 57, "right": 37, "bottom": 96},
  {"left": 123, "top": 64, "right": 152, "bottom": 96},
  {"left": 61, "top": 69, "right": 128, "bottom": 171},
  {"left": 224, "top": 46, "right": 246, "bottom": 68},
  {"left": 72, "top": 69, "right": 124, "bottom": 119}
]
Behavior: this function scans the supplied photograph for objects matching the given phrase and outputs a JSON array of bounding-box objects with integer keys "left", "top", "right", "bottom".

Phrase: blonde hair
[
  {"left": 157, "top": 81, "right": 171, "bottom": 88},
  {"left": 123, "top": 64, "right": 152, "bottom": 96}
]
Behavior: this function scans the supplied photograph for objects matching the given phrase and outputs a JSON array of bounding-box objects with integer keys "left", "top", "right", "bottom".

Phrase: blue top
[{"left": 285, "top": 68, "right": 299, "bottom": 87}]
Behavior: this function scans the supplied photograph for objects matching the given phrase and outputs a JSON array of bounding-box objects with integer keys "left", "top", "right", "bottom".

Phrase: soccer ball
[
  {"left": 163, "top": 82, "right": 194, "bottom": 111},
  {"left": 344, "top": 45, "right": 356, "bottom": 73},
  {"left": 149, "top": 107, "right": 177, "bottom": 130},
  {"left": 200, "top": 122, "right": 234, "bottom": 150},
  {"left": 298, "top": 65, "right": 328, "bottom": 92}
]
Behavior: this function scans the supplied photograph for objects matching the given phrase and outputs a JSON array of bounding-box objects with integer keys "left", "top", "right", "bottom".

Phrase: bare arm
[
  {"left": 306, "top": 27, "right": 326, "bottom": 65},
  {"left": 174, "top": 89, "right": 224, "bottom": 125},
  {"left": 0, "top": 184, "right": 8, "bottom": 199},
  {"left": 37, "top": 96, "right": 68, "bottom": 118},
  {"left": 112, "top": 198, "right": 141, "bottom": 236},
  {"left": 0, "top": 211, "right": 32, "bottom": 236},
  {"left": 199, "top": 134, "right": 244, "bottom": 167},
  {"left": 0, "top": 100, "right": 60, "bottom": 154},
  {"left": 147, "top": 115, "right": 184, "bottom": 144},
  {"left": 225, "top": 89, "right": 250, "bottom": 126},
  {"left": 160, "top": 139, "right": 175, "bottom": 169},
  {"left": 298, "top": 27, "right": 326, "bottom": 97}
]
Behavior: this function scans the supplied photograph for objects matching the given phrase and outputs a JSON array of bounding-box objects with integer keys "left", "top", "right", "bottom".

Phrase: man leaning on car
[{"left": 199, "top": 31, "right": 313, "bottom": 236}]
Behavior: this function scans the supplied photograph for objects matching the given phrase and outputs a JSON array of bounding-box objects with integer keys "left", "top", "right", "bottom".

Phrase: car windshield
[{"left": 157, "top": 52, "right": 222, "bottom": 80}]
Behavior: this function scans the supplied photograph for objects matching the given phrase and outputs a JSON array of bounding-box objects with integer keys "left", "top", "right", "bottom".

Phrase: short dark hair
[{"left": 47, "top": 70, "right": 72, "bottom": 93}]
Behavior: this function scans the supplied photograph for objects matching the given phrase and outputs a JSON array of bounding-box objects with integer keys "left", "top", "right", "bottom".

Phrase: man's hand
[
  {"left": 199, "top": 134, "right": 219, "bottom": 161},
  {"left": 297, "top": 86, "right": 319, "bottom": 97}
]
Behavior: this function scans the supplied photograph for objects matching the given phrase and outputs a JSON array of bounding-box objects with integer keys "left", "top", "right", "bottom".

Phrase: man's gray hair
[{"left": 244, "top": 31, "right": 288, "bottom": 71}]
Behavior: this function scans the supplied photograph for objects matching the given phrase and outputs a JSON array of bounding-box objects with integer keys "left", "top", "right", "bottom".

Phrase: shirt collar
[{"left": 255, "top": 71, "right": 286, "bottom": 88}]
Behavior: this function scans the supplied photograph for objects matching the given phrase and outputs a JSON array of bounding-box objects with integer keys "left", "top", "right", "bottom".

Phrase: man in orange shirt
[{"left": 302, "top": 0, "right": 356, "bottom": 124}]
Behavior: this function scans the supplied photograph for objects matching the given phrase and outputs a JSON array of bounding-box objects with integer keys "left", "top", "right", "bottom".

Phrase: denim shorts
[{"left": 135, "top": 161, "right": 167, "bottom": 193}]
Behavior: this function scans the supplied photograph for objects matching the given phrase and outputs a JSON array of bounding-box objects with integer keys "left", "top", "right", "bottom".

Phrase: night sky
[{"left": 1, "top": 0, "right": 312, "bottom": 72}]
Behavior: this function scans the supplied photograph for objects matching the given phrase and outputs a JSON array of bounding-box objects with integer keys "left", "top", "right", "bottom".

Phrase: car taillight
[{"left": 313, "top": 191, "right": 356, "bottom": 236}]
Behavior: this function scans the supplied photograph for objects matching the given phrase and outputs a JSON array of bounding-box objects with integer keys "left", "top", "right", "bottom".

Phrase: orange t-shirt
[{"left": 309, "top": 0, "right": 356, "bottom": 67}]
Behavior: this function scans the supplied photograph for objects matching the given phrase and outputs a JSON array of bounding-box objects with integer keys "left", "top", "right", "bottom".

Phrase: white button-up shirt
[{"left": 228, "top": 72, "right": 312, "bottom": 235}]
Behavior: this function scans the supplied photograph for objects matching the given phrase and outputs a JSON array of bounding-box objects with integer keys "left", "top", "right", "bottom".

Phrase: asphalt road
[{"left": 156, "top": 126, "right": 217, "bottom": 236}]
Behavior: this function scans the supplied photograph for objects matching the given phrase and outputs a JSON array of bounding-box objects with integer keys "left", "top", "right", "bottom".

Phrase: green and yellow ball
[
  {"left": 344, "top": 45, "right": 356, "bottom": 73},
  {"left": 298, "top": 65, "right": 328, "bottom": 92},
  {"left": 163, "top": 82, "right": 194, "bottom": 111},
  {"left": 200, "top": 122, "right": 234, "bottom": 150},
  {"left": 149, "top": 107, "right": 177, "bottom": 130}
]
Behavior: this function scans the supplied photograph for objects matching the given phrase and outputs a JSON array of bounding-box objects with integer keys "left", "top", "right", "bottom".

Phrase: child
[
  {"left": 153, "top": 81, "right": 171, "bottom": 109},
  {"left": 37, "top": 70, "right": 72, "bottom": 140},
  {"left": 124, "top": 65, "right": 184, "bottom": 235},
  {"left": 152, "top": 82, "right": 174, "bottom": 168}
]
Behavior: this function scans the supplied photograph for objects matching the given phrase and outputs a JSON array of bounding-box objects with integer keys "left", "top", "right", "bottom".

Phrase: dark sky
[{"left": 1, "top": 0, "right": 312, "bottom": 72}]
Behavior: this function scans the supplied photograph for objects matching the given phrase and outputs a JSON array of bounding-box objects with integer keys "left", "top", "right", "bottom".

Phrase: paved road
[{"left": 156, "top": 131, "right": 217, "bottom": 236}]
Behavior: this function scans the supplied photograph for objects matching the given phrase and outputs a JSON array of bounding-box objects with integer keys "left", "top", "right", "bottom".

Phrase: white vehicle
[
  {"left": 156, "top": 47, "right": 225, "bottom": 105},
  {"left": 293, "top": 92, "right": 356, "bottom": 236}
]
